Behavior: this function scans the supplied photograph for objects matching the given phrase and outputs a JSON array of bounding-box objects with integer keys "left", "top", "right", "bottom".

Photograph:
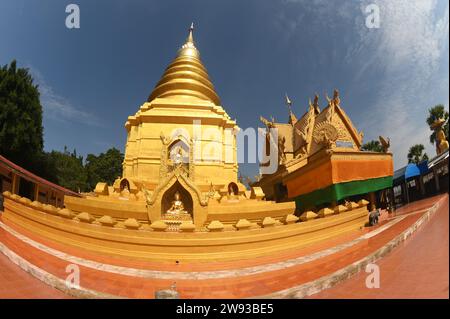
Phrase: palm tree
[
  {"left": 426, "top": 104, "right": 449, "bottom": 145},
  {"left": 361, "top": 140, "right": 382, "bottom": 152},
  {"left": 407, "top": 144, "right": 429, "bottom": 164}
]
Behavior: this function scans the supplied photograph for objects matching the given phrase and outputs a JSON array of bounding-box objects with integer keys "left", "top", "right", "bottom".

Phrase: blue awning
[
  {"left": 393, "top": 162, "right": 427, "bottom": 185},
  {"left": 417, "top": 161, "right": 429, "bottom": 175}
]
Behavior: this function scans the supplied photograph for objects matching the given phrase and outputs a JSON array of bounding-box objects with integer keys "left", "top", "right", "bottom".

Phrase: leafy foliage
[
  {"left": 0, "top": 60, "right": 124, "bottom": 193},
  {"left": 407, "top": 144, "right": 429, "bottom": 164},
  {"left": 361, "top": 140, "right": 383, "bottom": 152},
  {"left": 426, "top": 104, "right": 449, "bottom": 145},
  {"left": 0, "top": 60, "right": 44, "bottom": 168},
  {"left": 85, "top": 148, "right": 124, "bottom": 190},
  {"left": 43, "top": 146, "right": 124, "bottom": 193},
  {"left": 47, "top": 147, "right": 88, "bottom": 192}
]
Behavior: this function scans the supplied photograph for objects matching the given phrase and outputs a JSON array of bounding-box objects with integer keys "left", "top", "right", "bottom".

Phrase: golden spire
[
  {"left": 178, "top": 22, "right": 199, "bottom": 58},
  {"left": 285, "top": 93, "right": 292, "bottom": 107},
  {"left": 147, "top": 23, "right": 221, "bottom": 105},
  {"left": 187, "top": 22, "right": 194, "bottom": 44},
  {"left": 285, "top": 93, "right": 297, "bottom": 125}
]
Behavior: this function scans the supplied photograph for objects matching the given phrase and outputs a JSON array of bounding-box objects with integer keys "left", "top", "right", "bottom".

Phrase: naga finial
[
  {"left": 333, "top": 89, "right": 340, "bottom": 106},
  {"left": 313, "top": 93, "right": 320, "bottom": 114},
  {"left": 325, "top": 93, "right": 331, "bottom": 106},
  {"left": 260, "top": 115, "right": 274, "bottom": 129},
  {"left": 379, "top": 136, "right": 390, "bottom": 153}
]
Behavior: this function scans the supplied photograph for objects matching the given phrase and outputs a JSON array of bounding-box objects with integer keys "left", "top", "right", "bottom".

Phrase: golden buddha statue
[
  {"left": 119, "top": 187, "right": 130, "bottom": 199},
  {"left": 166, "top": 192, "right": 187, "bottom": 215}
]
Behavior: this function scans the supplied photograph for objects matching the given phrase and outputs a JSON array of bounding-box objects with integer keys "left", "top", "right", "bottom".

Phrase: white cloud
[
  {"left": 27, "top": 66, "right": 102, "bottom": 127},
  {"left": 355, "top": 0, "right": 449, "bottom": 167}
]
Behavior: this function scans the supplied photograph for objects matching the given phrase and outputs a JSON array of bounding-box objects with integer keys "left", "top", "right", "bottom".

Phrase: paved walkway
[
  {"left": 0, "top": 248, "right": 69, "bottom": 298},
  {"left": 311, "top": 195, "right": 449, "bottom": 299}
]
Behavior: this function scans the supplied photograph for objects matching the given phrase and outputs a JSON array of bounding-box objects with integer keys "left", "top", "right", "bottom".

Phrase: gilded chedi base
[{"left": 2, "top": 192, "right": 368, "bottom": 262}]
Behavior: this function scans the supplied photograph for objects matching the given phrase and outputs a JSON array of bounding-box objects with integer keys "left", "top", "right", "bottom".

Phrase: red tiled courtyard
[
  {"left": 310, "top": 195, "right": 449, "bottom": 299},
  {"left": 0, "top": 194, "right": 448, "bottom": 299}
]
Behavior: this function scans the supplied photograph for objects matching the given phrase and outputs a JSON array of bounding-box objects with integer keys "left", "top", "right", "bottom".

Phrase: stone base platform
[{"left": 0, "top": 194, "right": 446, "bottom": 298}]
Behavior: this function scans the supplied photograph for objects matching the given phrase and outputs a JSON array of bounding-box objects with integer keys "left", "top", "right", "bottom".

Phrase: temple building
[{"left": 255, "top": 90, "right": 394, "bottom": 211}]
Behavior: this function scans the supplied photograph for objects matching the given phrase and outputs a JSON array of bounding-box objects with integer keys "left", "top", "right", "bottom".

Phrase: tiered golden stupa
[
  {"left": 64, "top": 23, "right": 294, "bottom": 229},
  {"left": 123, "top": 23, "right": 238, "bottom": 187},
  {"left": 2, "top": 25, "right": 371, "bottom": 262}
]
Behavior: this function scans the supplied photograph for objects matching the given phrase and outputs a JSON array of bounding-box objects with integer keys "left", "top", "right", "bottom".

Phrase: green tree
[
  {"left": 361, "top": 140, "right": 383, "bottom": 152},
  {"left": 426, "top": 104, "right": 449, "bottom": 145},
  {"left": 0, "top": 60, "right": 44, "bottom": 168},
  {"left": 48, "top": 147, "right": 88, "bottom": 192},
  {"left": 85, "top": 148, "right": 123, "bottom": 190},
  {"left": 407, "top": 144, "right": 429, "bottom": 164}
]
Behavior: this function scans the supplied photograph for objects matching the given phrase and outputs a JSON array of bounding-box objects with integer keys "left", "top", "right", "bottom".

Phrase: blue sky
[{"left": 1, "top": 0, "right": 448, "bottom": 178}]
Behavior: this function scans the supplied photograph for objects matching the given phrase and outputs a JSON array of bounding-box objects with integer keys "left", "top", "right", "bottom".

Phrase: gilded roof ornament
[
  {"left": 260, "top": 116, "right": 275, "bottom": 129},
  {"left": 333, "top": 89, "right": 340, "bottom": 107},
  {"left": 285, "top": 93, "right": 297, "bottom": 125},
  {"left": 378, "top": 136, "right": 390, "bottom": 153},
  {"left": 285, "top": 93, "right": 292, "bottom": 107},
  {"left": 313, "top": 93, "right": 320, "bottom": 114}
]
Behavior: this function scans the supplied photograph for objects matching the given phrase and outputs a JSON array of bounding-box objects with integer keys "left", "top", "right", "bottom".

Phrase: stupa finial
[
  {"left": 186, "top": 22, "right": 194, "bottom": 44},
  {"left": 178, "top": 22, "right": 199, "bottom": 58}
]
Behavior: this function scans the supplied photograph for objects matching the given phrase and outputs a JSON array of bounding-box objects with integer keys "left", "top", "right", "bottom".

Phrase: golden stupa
[{"left": 123, "top": 23, "right": 238, "bottom": 192}]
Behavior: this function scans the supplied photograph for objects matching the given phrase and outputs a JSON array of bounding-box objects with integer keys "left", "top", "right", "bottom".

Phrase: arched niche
[
  {"left": 146, "top": 171, "right": 208, "bottom": 228},
  {"left": 120, "top": 179, "right": 130, "bottom": 192},
  {"left": 161, "top": 181, "right": 193, "bottom": 216},
  {"left": 168, "top": 139, "right": 190, "bottom": 163},
  {"left": 227, "top": 182, "right": 239, "bottom": 195}
]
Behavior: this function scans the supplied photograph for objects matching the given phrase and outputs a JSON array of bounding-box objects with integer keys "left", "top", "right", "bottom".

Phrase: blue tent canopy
[
  {"left": 417, "top": 161, "right": 429, "bottom": 175},
  {"left": 393, "top": 161, "right": 428, "bottom": 185}
]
